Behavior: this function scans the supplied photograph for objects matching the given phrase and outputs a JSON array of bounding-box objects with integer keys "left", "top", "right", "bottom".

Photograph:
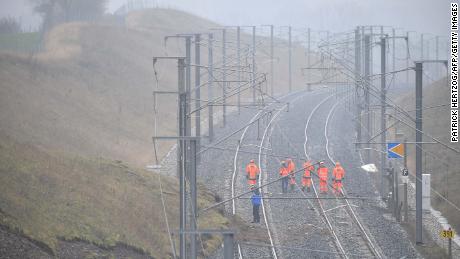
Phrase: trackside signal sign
[{"left": 387, "top": 142, "right": 404, "bottom": 159}]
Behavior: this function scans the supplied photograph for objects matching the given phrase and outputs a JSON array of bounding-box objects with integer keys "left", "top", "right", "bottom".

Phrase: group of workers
[
  {"left": 246, "top": 159, "right": 346, "bottom": 195},
  {"left": 247, "top": 158, "right": 346, "bottom": 223}
]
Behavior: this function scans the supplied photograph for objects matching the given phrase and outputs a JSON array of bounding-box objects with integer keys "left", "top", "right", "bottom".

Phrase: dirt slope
[
  {"left": 394, "top": 77, "right": 460, "bottom": 231},
  {"left": 0, "top": 7, "right": 323, "bottom": 257},
  {"left": 0, "top": 8, "right": 232, "bottom": 257}
]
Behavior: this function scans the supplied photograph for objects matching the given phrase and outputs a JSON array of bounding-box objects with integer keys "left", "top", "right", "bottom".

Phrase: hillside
[
  {"left": 394, "top": 77, "right": 460, "bottom": 231},
  {"left": 0, "top": 8, "right": 233, "bottom": 258},
  {"left": 0, "top": 7, "right": 321, "bottom": 257}
]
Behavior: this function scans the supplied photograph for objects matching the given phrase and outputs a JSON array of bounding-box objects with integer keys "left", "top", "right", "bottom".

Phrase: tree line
[{"left": 30, "top": 0, "right": 107, "bottom": 33}]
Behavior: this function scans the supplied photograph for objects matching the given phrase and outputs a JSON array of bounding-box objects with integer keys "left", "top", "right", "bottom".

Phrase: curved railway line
[
  {"left": 231, "top": 91, "right": 312, "bottom": 258},
  {"left": 228, "top": 89, "right": 383, "bottom": 258},
  {"left": 302, "top": 93, "right": 382, "bottom": 258}
]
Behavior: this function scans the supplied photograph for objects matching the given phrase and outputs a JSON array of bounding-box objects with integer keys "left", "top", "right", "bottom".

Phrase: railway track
[
  {"left": 301, "top": 93, "right": 382, "bottom": 258},
  {"left": 255, "top": 91, "right": 341, "bottom": 258},
  {"left": 231, "top": 90, "right": 313, "bottom": 258},
  {"left": 229, "top": 89, "right": 381, "bottom": 258}
]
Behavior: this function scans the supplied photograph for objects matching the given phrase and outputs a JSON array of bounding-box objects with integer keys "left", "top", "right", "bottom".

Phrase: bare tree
[
  {"left": 0, "top": 17, "right": 22, "bottom": 34},
  {"left": 30, "top": 0, "right": 107, "bottom": 32}
]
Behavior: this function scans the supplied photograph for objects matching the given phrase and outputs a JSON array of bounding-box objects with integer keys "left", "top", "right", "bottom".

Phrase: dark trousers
[
  {"left": 253, "top": 205, "right": 260, "bottom": 223},
  {"left": 281, "top": 177, "right": 288, "bottom": 193}
]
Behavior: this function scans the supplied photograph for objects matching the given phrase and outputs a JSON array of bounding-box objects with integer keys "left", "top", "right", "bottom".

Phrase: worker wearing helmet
[
  {"left": 317, "top": 161, "right": 329, "bottom": 194},
  {"left": 279, "top": 161, "right": 289, "bottom": 193},
  {"left": 302, "top": 160, "right": 314, "bottom": 192},
  {"left": 286, "top": 158, "right": 296, "bottom": 191},
  {"left": 332, "top": 161, "right": 345, "bottom": 195},
  {"left": 246, "top": 159, "right": 260, "bottom": 189}
]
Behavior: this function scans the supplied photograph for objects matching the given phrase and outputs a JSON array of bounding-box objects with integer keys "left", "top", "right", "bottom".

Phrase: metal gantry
[{"left": 153, "top": 23, "right": 452, "bottom": 259}]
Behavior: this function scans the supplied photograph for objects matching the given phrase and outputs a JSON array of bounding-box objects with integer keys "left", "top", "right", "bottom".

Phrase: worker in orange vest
[
  {"left": 332, "top": 162, "right": 345, "bottom": 195},
  {"left": 279, "top": 161, "right": 289, "bottom": 193},
  {"left": 317, "top": 161, "right": 329, "bottom": 194},
  {"left": 302, "top": 160, "right": 314, "bottom": 192},
  {"left": 286, "top": 158, "right": 296, "bottom": 191},
  {"left": 246, "top": 159, "right": 260, "bottom": 189}
]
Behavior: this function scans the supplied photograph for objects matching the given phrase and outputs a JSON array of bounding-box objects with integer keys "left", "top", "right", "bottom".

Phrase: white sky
[
  {"left": 0, "top": 0, "right": 451, "bottom": 37},
  {"left": 107, "top": 0, "right": 450, "bottom": 37}
]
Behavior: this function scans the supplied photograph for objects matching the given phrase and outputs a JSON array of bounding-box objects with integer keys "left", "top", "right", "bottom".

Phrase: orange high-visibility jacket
[
  {"left": 279, "top": 167, "right": 289, "bottom": 177},
  {"left": 303, "top": 162, "right": 314, "bottom": 177},
  {"left": 333, "top": 166, "right": 345, "bottom": 180},
  {"left": 317, "top": 166, "right": 328, "bottom": 181},
  {"left": 287, "top": 159, "right": 295, "bottom": 172},
  {"left": 246, "top": 163, "right": 260, "bottom": 180}
]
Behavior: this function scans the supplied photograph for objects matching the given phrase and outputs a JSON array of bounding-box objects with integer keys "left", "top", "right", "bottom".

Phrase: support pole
[
  {"left": 354, "top": 27, "right": 362, "bottom": 146},
  {"left": 222, "top": 29, "right": 227, "bottom": 127},
  {"left": 436, "top": 36, "right": 440, "bottom": 79},
  {"left": 270, "top": 25, "right": 274, "bottom": 96},
  {"left": 406, "top": 32, "right": 410, "bottom": 87},
  {"left": 361, "top": 26, "right": 365, "bottom": 76},
  {"left": 237, "top": 26, "right": 241, "bottom": 114},
  {"left": 186, "top": 37, "right": 192, "bottom": 137},
  {"left": 178, "top": 58, "right": 187, "bottom": 259},
  {"left": 392, "top": 28, "right": 396, "bottom": 74},
  {"left": 380, "top": 36, "right": 387, "bottom": 198},
  {"left": 189, "top": 139, "right": 197, "bottom": 259},
  {"left": 252, "top": 26, "right": 256, "bottom": 104},
  {"left": 208, "top": 33, "right": 214, "bottom": 141},
  {"left": 415, "top": 61, "right": 423, "bottom": 244},
  {"left": 364, "top": 35, "right": 371, "bottom": 163},
  {"left": 404, "top": 139, "right": 408, "bottom": 222},
  {"left": 194, "top": 34, "right": 201, "bottom": 155},
  {"left": 307, "top": 27, "right": 311, "bottom": 91},
  {"left": 288, "top": 25, "right": 292, "bottom": 92},
  {"left": 420, "top": 34, "right": 424, "bottom": 60}
]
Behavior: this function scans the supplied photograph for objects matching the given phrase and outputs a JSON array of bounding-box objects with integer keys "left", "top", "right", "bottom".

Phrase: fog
[
  {"left": 0, "top": 0, "right": 451, "bottom": 36},
  {"left": 107, "top": 0, "right": 450, "bottom": 36}
]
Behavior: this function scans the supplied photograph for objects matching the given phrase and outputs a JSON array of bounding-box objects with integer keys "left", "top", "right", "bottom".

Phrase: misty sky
[{"left": 0, "top": 0, "right": 451, "bottom": 37}]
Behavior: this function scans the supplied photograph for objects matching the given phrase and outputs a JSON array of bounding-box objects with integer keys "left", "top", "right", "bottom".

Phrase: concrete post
[
  {"left": 223, "top": 232, "right": 235, "bottom": 259},
  {"left": 422, "top": 174, "right": 431, "bottom": 211}
]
